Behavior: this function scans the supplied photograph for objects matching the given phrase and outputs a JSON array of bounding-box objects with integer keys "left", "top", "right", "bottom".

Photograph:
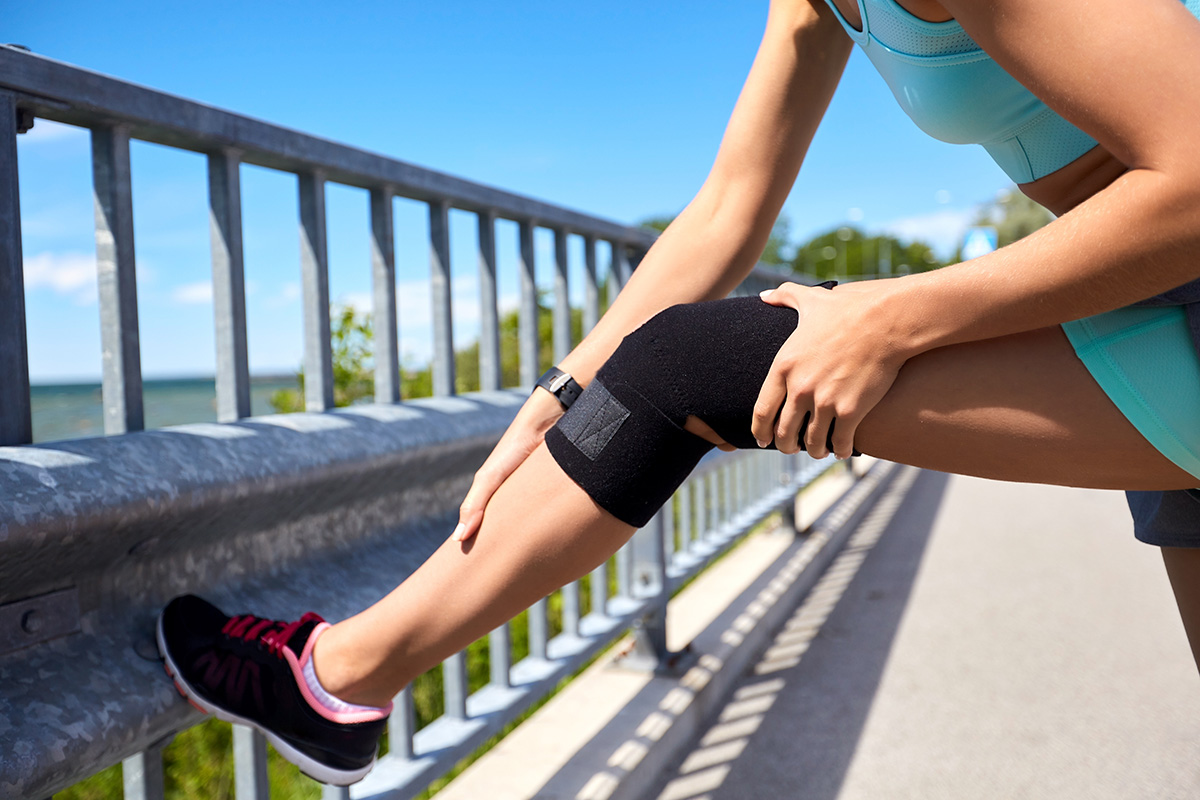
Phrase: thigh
[
  {"left": 856, "top": 325, "right": 1198, "bottom": 490},
  {"left": 652, "top": 297, "right": 1193, "bottom": 489}
]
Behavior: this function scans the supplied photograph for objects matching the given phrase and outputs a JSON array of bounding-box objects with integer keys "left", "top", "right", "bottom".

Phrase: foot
[{"left": 157, "top": 594, "right": 390, "bottom": 786}]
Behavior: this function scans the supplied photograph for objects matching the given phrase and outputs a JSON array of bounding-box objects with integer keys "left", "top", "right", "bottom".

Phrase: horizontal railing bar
[{"left": 0, "top": 47, "right": 654, "bottom": 245}]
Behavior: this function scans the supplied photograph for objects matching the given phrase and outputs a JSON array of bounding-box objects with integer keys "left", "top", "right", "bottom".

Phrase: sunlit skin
[{"left": 313, "top": 0, "right": 1200, "bottom": 706}]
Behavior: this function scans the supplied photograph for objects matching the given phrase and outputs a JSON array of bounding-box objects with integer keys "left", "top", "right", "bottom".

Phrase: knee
[{"left": 601, "top": 303, "right": 700, "bottom": 385}]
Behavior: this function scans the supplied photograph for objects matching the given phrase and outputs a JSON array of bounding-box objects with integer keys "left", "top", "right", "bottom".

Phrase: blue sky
[{"left": 11, "top": 1, "right": 1012, "bottom": 382}]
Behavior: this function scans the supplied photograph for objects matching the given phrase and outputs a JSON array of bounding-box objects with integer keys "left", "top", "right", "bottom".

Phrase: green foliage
[
  {"left": 791, "top": 226, "right": 944, "bottom": 279},
  {"left": 270, "top": 306, "right": 375, "bottom": 413},
  {"left": 969, "top": 188, "right": 1054, "bottom": 251},
  {"left": 760, "top": 216, "right": 792, "bottom": 266},
  {"left": 401, "top": 291, "right": 590, "bottom": 398},
  {"left": 639, "top": 215, "right": 674, "bottom": 234},
  {"left": 56, "top": 717, "right": 324, "bottom": 800}
]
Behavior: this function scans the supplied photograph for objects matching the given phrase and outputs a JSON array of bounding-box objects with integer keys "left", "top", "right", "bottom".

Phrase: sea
[{"left": 27, "top": 376, "right": 300, "bottom": 443}]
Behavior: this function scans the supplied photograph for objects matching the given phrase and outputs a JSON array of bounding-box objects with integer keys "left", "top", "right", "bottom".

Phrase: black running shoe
[{"left": 157, "top": 594, "right": 390, "bottom": 786}]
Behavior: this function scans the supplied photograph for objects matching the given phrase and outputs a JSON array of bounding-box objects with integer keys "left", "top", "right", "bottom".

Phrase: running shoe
[{"left": 157, "top": 594, "right": 390, "bottom": 786}]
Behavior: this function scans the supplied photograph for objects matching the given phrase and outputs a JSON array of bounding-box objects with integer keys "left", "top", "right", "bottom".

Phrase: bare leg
[
  {"left": 316, "top": 326, "right": 1196, "bottom": 706},
  {"left": 315, "top": 444, "right": 635, "bottom": 706},
  {"left": 1161, "top": 548, "right": 1200, "bottom": 673}
]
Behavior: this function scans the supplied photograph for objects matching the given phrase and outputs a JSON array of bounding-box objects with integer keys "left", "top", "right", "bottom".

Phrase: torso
[{"left": 828, "top": 0, "right": 1129, "bottom": 216}]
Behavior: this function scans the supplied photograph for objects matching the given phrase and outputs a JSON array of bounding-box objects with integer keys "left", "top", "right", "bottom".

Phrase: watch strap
[{"left": 535, "top": 366, "right": 583, "bottom": 410}]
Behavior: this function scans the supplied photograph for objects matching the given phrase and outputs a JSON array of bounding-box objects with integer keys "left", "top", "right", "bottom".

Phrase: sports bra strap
[{"left": 822, "top": 0, "right": 870, "bottom": 44}]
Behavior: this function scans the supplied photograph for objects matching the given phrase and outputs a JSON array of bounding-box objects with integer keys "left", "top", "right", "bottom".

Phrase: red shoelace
[{"left": 221, "top": 612, "right": 324, "bottom": 656}]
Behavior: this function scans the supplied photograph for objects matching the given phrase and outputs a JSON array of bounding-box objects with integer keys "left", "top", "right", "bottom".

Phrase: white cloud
[
  {"left": 19, "top": 119, "right": 87, "bottom": 146},
  {"left": 337, "top": 291, "right": 373, "bottom": 314},
  {"left": 265, "top": 281, "right": 301, "bottom": 308},
  {"left": 878, "top": 207, "right": 978, "bottom": 258},
  {"left": 23, "top": 251, "right": 97, "bottom": 305},
  {"left": 172, "top": 281, "right": 213, "bottom": 305}
]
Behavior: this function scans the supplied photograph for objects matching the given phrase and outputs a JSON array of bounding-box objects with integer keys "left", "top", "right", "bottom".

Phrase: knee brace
[{"left": 545, "top": 294, "right": 813, "bottom": 527}]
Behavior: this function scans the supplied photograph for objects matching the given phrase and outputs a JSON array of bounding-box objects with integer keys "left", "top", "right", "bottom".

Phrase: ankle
[{"left": 311, "top": 624, "right": 396, "bottom": 709}]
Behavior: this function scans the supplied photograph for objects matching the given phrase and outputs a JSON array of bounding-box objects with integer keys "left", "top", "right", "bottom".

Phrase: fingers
[
  {"left": 759, "top": 282, "right": 801, "bottom": 308},
  {"left": 454, "top": 465, "right": 503, "bottom": 542},
  {"left": 828, "top": 412, "right": 861, "bottom": 461},
  {"left": 804, "top": 404, "right": 834, "bottom": 459},
  {"left": 752, "top": 367, "right": 788, "bottom": 448},
  {"left": 774, "top": 399, "right": 809, "bottom": 454}
]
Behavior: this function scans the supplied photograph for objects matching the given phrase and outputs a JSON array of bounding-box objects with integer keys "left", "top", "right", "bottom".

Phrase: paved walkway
[{"left": 649, "top": 472, "right": 1200, "bottom": 800}]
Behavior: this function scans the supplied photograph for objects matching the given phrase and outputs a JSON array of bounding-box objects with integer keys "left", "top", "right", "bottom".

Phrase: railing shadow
[{"left": 648, "top": 468, "right": 950, "bottom": 800}]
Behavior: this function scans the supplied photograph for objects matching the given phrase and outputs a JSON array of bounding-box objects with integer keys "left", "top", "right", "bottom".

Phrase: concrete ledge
[{"left": 435, "top": 460, "right": 904, "bottom": 800}]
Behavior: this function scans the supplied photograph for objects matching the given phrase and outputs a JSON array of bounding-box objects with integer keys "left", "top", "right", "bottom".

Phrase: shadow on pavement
[{"left": 651, "top": 467, "right": 950, "bottom": 800}]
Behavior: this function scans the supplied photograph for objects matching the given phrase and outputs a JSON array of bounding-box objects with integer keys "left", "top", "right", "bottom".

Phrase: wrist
[
  {"left": 534, "top": 366, "right": 583, "bottom": 410},
  {"left": 858, "top": 278, "right": 935, "bottom": 361}
]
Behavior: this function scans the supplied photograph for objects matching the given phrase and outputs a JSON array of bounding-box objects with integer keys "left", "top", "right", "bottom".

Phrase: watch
[{"left": 534, "top": 366, "right": 583, "bottom": 410}]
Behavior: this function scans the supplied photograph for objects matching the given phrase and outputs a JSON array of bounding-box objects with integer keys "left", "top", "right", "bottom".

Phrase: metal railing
[{"left": 0, "top": 46, "right": 835, "bottom": 800}]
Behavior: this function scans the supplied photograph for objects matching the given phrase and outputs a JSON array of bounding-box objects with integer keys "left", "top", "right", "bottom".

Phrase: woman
[{"left": 158, "top": 0, "right": 1200, "bottom": 786}]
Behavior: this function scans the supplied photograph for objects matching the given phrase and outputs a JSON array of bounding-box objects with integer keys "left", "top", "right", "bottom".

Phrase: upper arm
[
  {"left": 940, "top": 0, "right": 1200, "bottom": 177},
  {"left": 698, "top": 0, "right": 853, "bottom": 227}
]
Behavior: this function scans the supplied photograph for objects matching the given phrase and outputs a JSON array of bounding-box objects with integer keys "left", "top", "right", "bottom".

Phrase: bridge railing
[{"left": 0, "top": 45, "right": 835, "bottom": 800}]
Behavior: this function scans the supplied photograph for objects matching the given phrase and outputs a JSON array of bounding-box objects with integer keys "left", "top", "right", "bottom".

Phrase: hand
[
  {"left": 752, "top": 281, "right": 910, "bottom": 459},
  {"left": 453, "top": 388, "right": 564, "bottom": 542}
]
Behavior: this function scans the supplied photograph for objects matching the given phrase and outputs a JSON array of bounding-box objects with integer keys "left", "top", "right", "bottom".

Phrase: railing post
[
  {"left": 561, "top": 580, "right": 581, "bottom": 638},
  {"left": 692, "top": 472, "right": 707, "bottom": 547},
  {"left": 663, "top": 493, "right": 676, "bottom": 560},
  {"left": 208, "top": 147, "right": 251, "bottom": 422},
  {"left": 552, "top": 228, "right": 571, "bottom": 363},
  {"left": 92, "top": 123, "right": 143, "bottom": 434},
  {"left": 725, "top": 463, "right": 736, "bottom": 526},
  {"left": 388, "top": 686, "right": 416, "bottom": 760},
  {"left": 616, "top": 539, "right": 633, "bottom": 599},
  {"left": 233, "top": 725, "right": 269, "bottom": 800},
  {"left": 443, "top": 651, "right": 468, "bottom": 720},
  {"left": 122, "top": 743, "right": 166, "bottom": 800},
  {"left": 617, "top": 510, "right": 692, "bottom": 673},
  {"left": 589, "top": 559, "right": 609, "bottom": 620},
  {"left": 582, "top": 234, "right": 599, "bottom": 335},
  {"left": 612, "top": 241, "right": 632, "bottom": 293},
  {"left": 679, "top": 480, "right": 692, "bottom": 552},
  {"left": 298, "top": 170, "right": 334, "bottom": 411},
  {"left": 707, "top": 471, "right": 719, "bottom": 536},
  {"left": 489, "top": 623, "right": 511, "bottom": 688},
  {"left": 528, "top": 597, "right": 549, "bottom": 661},
  {"left": 477, "top": 210, "right": 501, "bottom": 391},
  {"left": 518, "top": 219, "right": 539, "bottom": 386},
  {"left": 429, "top": 199, "right": 454, "bottom": 397},
  {"left": 0, "top": 91, "right": 31, "bottom": 445},
  {"left": 370, "top": 186, "right": 400, "bottom": 404}
]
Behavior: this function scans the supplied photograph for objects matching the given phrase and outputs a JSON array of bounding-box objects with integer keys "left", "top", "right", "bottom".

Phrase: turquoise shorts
[{"left": 1062, "top": 304, "right": 1200, "bottom": 546}]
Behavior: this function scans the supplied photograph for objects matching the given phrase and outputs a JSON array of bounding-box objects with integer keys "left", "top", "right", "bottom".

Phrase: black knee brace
[{"left": 545, "top": 293, "right": 828, "bottom": 527}]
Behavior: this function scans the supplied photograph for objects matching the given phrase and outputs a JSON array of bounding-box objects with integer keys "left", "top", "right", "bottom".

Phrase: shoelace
[{"left": 221, "top": 611, "right": 324, "bottom": 657}]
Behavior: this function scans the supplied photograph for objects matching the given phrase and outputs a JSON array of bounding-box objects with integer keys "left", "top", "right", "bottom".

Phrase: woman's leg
[
  {"left": 1161, "top": 548, "right": 1200, "bottom": 671},
  {"left": 315, "top": 323, "right": 1197, "bottom": 706},
  {"left": 315, "top": 444, "right": 635, "bottom": 706}
]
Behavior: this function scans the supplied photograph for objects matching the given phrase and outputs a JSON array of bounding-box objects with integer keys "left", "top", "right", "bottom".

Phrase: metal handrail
[{"left": 0, "top": 46, "right": 839, "bottom": 800}]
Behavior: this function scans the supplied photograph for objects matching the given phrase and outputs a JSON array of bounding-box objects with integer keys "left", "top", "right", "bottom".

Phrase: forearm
[
  {"left": 883, "top": 167, "right": 1200, "bottom": 356},
  {"left": 560, "top": 196, "right": 773, "bottom": 384},
  {"left": 561, "top": 0, "right": 850, "bottom": 385}
]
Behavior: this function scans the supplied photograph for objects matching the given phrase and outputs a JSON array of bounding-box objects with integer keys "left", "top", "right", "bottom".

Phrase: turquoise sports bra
[{"left": 822, "top": 0, "right": 1200, "bottom": 184}]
